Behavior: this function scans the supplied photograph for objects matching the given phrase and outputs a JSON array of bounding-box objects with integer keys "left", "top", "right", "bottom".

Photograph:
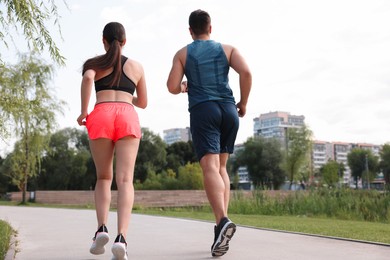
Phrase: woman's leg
[
  {"left": 114, "top": 136, "right": 140, "bottom": 238},
  {"left": 89, "top": 138, "right": 115, "bottom": 229}
]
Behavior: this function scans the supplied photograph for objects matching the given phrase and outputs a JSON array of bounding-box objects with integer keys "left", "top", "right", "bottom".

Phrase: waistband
[{"left": 94, "top": 101, "right": 133, "bottom": 107}]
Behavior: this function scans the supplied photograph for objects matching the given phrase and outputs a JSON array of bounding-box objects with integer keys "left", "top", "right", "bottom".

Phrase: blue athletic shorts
[{"left": 190, "top": 101, "right": 239, "bottom": 160}]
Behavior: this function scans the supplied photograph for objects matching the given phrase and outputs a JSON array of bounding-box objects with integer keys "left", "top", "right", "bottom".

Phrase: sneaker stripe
[{"left": 211, "top": 221, "right": 236, "bottom": 257}]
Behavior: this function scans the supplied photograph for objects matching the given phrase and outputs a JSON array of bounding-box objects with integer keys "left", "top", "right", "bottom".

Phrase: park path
[{"left": 1, "top": 205, "right": 389, "bottom": 260}]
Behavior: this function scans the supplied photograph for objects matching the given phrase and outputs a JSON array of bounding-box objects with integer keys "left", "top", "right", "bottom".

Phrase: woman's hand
[{"left": 77, "top": 112, "right": 88, "bottom": 126}]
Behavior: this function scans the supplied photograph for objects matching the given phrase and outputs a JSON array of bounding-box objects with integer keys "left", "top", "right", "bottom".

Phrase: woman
[{"left": 77, "top": 22, "right": 147, "bottom": 260}]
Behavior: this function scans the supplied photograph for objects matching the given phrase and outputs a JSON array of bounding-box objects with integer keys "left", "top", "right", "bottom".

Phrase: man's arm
[
  {"left": 229, "top": 47, "right": 252, "bottom": 117},
  {"left": 167, "top": 47, "right": 186, "bottom": 94}
]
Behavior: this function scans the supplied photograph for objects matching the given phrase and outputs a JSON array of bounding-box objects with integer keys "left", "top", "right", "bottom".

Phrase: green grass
[
  {"left": 133, "top": 207, "right": 390, "bottom": 245},
  {"left": 0, "top": 220, "right": 14, "bottom": 260}
]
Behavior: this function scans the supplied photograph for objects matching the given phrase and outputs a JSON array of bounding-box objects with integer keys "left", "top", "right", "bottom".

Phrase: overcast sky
[{"left": 2, "top": 0, "right": 390, "bottom": 154}]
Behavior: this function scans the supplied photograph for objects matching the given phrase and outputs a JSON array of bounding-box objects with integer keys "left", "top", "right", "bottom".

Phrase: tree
[
  {"left": 0, "top": 54, "right": 64, "bottom": 202},
  {"left": 165, "top": 141, "right": 197, "bottom": 174},
  {"left": 379, "top": 144, "right": 390, "bottom": 191},
  {"left": 285, "top": 125, "right": 312, "bottom": 190},
  {"left": 135, "top": 128, "right": 167, "bottom": 182},
  {"left": 236, "top": 137, "right": 285, "bottom": 189},
  {"left": 177, "top": 163, "right": 203, "bottom": 190},
  {"left": 347, "top": 148, "right": 378, "bottom": 189},
  {"left": 0, "top": 0, "right": 67, "bottom": 65},
  {"left": 3, "top": 133, "right": 48, "bottom": 200},
  {"left": 36, "top": 128, "right": 94, "bottom": 190},
  {"left": 320, "top": 160, "right": 344, "bottom": 188}
]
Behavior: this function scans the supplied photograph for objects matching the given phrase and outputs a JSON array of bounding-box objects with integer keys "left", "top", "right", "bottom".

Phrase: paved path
[{"left": 1, "top": 205, "right": 389, "bottom": 260}]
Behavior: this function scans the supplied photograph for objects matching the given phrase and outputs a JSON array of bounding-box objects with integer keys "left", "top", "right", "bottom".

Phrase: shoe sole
[
  {"left": 211, "top": 222, "right": 236, "bottom": 257},
  {"left": 90, "top": 232, "right": 109, "bottom": 255},
  {"left": 112, "top": 243, "right": 127, "bottom": 260}
]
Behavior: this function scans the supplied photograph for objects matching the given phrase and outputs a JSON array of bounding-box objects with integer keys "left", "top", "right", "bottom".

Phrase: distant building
[
  {"left": 311, "top": 141, "right": 382, "bottom": 186},
  {"left": 354, "top": 143, "right": 381, "bottom": 157},
  {"left": 253, "top": 111, "right": 305, "bottom": 148},
  {"left": 163, "top": 127, "right": 192, "bottom": 145},
  {"left": 312, "top": 141, "right": 333, "bottom": 172},
  {"left": 231, "top": 144, "right": 253, "bottom": 190},
  {"left": 164, "top": 111, "right": 384, "bottom": 189},
  {"left": 332, "top": 142, "right": 353, "bottom": 184}
]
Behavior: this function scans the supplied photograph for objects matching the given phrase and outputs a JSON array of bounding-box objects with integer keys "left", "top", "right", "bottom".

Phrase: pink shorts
[{"left": 86, "top": 102, "right": 141, "bottom": 142}]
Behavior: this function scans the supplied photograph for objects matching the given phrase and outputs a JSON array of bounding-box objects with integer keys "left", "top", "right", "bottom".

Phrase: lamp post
[{"left": 365, "top": 154, "right": 370, "bottom": 190}]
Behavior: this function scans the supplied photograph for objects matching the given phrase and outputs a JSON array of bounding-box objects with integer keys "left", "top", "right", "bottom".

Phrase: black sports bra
[{"left": 94, "top": 56, "right": 136, "bottom": 95}]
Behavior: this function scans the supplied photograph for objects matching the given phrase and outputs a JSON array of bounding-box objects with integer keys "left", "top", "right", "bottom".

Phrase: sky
[{"left": 1, "top": 0, "right": 390, "bottom": 154}]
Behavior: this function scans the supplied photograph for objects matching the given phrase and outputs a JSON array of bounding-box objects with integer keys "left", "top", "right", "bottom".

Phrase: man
[{"left": 166, "top": 9, "right": 252, "bottom": 257}]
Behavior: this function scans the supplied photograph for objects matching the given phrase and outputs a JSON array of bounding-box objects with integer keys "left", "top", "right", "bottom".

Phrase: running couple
[{"left": 77, "top": 9, "right": 252, "bottom": 260}]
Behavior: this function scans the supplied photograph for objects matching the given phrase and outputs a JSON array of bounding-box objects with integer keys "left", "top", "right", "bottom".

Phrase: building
[
  {"left": 311, "top": 141, "right": 352, "bottom": 184},
  {"left": 311, "top": 141, "right": 333, "bottom": 172},
  {"left": 163, "top": 127, "right": 191, "bottom": 145},
  {"left": 332, "top": 142, "right": 353, "bottom": 184},
  {"left": 311, "top": 141, "right": 383, "bottom": 186},
  {"left": 354, "top": 143, "right": 381, "bottom": 157},
  {"left": 253, "top": 111, "right": 305, "bottom": 147}
]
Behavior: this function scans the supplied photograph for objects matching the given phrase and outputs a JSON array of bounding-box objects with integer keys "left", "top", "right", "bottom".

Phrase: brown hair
[
  {"left": 82, "top": 22, "right": 126, "bottom": 87},
  {"left": 189, "top": 9, "right": 211, "bottom": 36}
]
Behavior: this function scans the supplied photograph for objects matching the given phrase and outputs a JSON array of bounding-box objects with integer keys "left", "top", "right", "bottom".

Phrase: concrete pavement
[{"left": 1, "top": 205, "right": 389, "bottom": 260}]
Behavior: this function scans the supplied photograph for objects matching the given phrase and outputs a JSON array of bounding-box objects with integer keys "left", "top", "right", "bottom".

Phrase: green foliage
[
  {"left": 379, "top": 144, "right": 390, "bottom": 190},
  {"left": 235, "top": 136, "right": 285, "bottom": 189},
  {"left": 0, "top": 0, "right": 67, "bottom": 65},
  {"left": 347, "top": 148, "right": 379, "bottom": 189},
  {"left": 0, "top": 219, "right": 14, "bottom": 259},
  {"left": 177, "top": 163, "right": 203, "bottom": 190},
  {"left": 35, "top": 128, "right": 95, "bottom": 190},
  {"left": 0, "top": 54, "right": 65, "bottom": 202},
  {"left": 135, "top": 128, "right": 167, "bottom": 183},
  {"left": 285, "top": 125, "right": 312, "bottom": 188},
  {"left": 3, "top": 134, "right": 48, "bottom": 190},
  {"left": 165, "top": 141, "right": 197, "bottom": 174},
  {"left": 135, "top": 162, "right": 204, "bottom": 190},
  {"left": 229, "top": 189, "right": 390, "bottom": 222},
  {"left": 320, "top": 160, "right": 344, "bottom": 187}
]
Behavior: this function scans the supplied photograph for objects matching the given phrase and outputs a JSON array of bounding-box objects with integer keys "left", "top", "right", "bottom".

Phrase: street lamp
[{"left": 365, "top": 154, "right": 370, "bottom": 190}]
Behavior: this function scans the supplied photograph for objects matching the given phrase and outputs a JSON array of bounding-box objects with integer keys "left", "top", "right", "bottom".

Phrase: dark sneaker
[
  {"left": 211, "top": 217, "right": 236, "bottom": 257},
  {"left": 111, "top": 234, "right": 128, "bottom": 260},
  {"left": 90, "top": 224, "right": 109, "bottom": 255}
]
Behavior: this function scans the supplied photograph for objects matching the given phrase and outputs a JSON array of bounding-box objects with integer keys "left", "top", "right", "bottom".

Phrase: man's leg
[
  {"left": 200, "top": 153, "right": 226, "bottom": 224},
  {"left": 219, "top": 153, "right": 230, "bottom": 217}
]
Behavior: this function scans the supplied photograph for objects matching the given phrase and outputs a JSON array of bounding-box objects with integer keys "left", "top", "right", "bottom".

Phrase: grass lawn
[{"left": 133, "top": 208, "right": 390, "bottom": 245}]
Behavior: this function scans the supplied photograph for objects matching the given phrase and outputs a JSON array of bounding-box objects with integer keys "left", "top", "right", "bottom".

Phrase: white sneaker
[
  {"left": 90, "top": 225, "right": 109, "bottom": 255},
  {"left": 111, "top": 234, "right": 128, "bottom": 260}
]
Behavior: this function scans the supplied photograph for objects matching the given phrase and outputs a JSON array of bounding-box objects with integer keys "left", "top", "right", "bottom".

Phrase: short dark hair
[{"left": 189, "top": 9, "right": 211, "bottom": 36}]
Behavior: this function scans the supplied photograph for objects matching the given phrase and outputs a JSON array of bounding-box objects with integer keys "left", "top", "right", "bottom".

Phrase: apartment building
[
  {"left": 253, "top": 111, "right": 305, "bottom": 148},
  {"left": 163, "top": 127, "right": 191, "bottom": 145},
  {"left": 163, "top": 111, "right": 383, "bottom": 188}
]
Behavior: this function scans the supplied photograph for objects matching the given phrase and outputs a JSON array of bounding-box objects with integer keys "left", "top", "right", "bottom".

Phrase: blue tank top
[{"left": 185, "top": 40, "right": 235, "bottom": 111}]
